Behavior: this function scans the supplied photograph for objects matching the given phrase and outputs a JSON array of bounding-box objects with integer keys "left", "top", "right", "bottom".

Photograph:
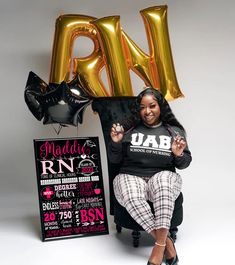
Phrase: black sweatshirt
[{"left": 108, "top": 123, "right": 192, "bottom": 177}]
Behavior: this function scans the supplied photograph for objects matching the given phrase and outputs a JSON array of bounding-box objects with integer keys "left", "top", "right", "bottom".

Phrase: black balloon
[
  {"left": 24, "top": 71, "right": 48, "bottom": 121},
  {"left": 24, "top": 71, "right": 93, "bottom": 126}
]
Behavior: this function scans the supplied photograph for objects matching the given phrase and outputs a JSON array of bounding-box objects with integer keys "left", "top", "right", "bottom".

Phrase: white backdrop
[{"left": 1, "top": 0, "right": 235, "bottom": 264}]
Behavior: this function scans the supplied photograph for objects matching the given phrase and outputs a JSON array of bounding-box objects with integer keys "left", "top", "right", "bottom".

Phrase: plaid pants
[{"left": 113, "top": 170, "right": 182, "bottom": 233}]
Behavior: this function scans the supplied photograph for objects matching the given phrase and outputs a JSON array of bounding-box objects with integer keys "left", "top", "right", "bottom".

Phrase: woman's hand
[
  {"left": 110, "top": 123, "right": 124, "bottom": 143},
  {"left": 172, "top": 134, "right": 186, "bottom": 157}
]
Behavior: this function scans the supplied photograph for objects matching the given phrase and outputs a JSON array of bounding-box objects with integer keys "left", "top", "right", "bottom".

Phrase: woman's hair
[{"left": 130, "top": 87, "right": 186, "bottom": 133}]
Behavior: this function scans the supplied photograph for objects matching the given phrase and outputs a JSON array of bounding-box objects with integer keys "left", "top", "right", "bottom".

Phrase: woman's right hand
[{"left": 110, "top": 123, "right": 124, "bottom": 143}]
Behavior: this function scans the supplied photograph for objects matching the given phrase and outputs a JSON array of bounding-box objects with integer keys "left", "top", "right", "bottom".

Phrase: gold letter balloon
[{"left": 49, "top": 5, "right": 183, "bottom": 100}]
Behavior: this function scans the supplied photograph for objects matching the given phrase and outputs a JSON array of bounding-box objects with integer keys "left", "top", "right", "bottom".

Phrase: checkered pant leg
[
  {"left": 113, "top": 174, "right": 156, "bottom": 233},
  {"left": 147, "top": 171, "right": 182, "bottom": 230}
]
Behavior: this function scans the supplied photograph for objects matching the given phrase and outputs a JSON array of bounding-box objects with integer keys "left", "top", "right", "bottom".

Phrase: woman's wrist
[
  {"left": 111, "top": 139, "right": 122, "bottom": 145},
  {"left": 173, "top": 151, "right": 184, "bottom": 157}
]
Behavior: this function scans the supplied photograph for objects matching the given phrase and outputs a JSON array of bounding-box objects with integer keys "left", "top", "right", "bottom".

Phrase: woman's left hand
[{"left": 172, "top": 134, "right": 187, "bottom": 157}]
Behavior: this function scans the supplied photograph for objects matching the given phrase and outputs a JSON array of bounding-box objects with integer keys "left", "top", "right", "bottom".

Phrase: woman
[{"left": 108, "top": 87, "right": 192, "bottom": 265}]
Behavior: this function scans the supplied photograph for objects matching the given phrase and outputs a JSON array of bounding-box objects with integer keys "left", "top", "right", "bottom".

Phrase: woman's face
[{"left": 139, "top": 94, "right": 161, "bottom": 126}]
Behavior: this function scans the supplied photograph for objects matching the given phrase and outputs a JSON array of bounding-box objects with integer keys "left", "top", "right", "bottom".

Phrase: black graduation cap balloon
[{"left": 24, "top": 71, "right": 93, "bottom": 126}]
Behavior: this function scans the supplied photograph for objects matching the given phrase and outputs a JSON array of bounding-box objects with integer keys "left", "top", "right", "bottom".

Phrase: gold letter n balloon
[{"left": 49, "top": 5, "right": 183, "bottom": 101}]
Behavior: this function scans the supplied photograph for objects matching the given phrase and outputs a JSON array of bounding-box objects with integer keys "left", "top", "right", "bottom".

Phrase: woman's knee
[
  {"left": 113, "top": 174, "right": 147, "bottom": 204},
  {"left": 151, "top": 171, "right": 171, "bottom": 187},
  {"left": 149, "top": 171, "right": 181, "bottom": 194}
]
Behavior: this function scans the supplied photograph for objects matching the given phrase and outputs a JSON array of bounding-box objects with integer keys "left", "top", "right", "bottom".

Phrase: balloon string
[{"left": 51, "top": 124, "right": 63, "bottom": 135}]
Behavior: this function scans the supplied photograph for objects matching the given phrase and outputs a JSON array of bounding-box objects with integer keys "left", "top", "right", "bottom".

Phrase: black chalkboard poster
[{"left": 34, "top": 137, "right": 109, "bottom": 241}]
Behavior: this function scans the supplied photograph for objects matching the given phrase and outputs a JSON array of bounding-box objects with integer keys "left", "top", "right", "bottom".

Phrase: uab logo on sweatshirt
[{"left": 130, "top": 133, "right": 171, "bottom": 156}]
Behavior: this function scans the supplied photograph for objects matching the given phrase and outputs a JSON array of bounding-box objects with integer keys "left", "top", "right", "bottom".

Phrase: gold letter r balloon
[{"left": 49, "top": 5, "right": 183, "bottom": 100}]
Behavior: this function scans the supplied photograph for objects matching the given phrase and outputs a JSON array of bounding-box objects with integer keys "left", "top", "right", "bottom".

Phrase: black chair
[{"left": 92, "top": 98, "right": 183, "bottom": 247}]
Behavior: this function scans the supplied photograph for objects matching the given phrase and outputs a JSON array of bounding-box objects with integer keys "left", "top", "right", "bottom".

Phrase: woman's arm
[
  {"left": 170, "top": 127, "right": 192, "bottom": 169},
  {"left": 173, "top": 148, "right": 192, "bottom": 169},
  {"left": 107, "top": 123, "right": 124, "bottom": 164},
  {"left": 107, "top": 140, "right": 123, "bottom": 164}
]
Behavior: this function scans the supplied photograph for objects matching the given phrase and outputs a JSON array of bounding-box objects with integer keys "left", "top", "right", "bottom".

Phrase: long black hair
[{"left": 130, "top": 87, "right": 186, "bottom": 133}]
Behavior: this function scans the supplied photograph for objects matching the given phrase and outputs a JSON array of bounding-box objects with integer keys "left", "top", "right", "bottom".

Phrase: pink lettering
[
  {"left": 39, "top": 140, "right": 91, "bottom": 159},
  {"left": 80, "top": 209, "right": 89, "bottom": 222},
  {"left": 80, "top": 208, "right": 104, "bottom": 223}
]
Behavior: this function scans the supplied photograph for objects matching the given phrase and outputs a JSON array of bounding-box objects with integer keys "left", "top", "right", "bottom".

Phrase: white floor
[{"left": 1, "top": 193, "right": 234, "bottom": 265}]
